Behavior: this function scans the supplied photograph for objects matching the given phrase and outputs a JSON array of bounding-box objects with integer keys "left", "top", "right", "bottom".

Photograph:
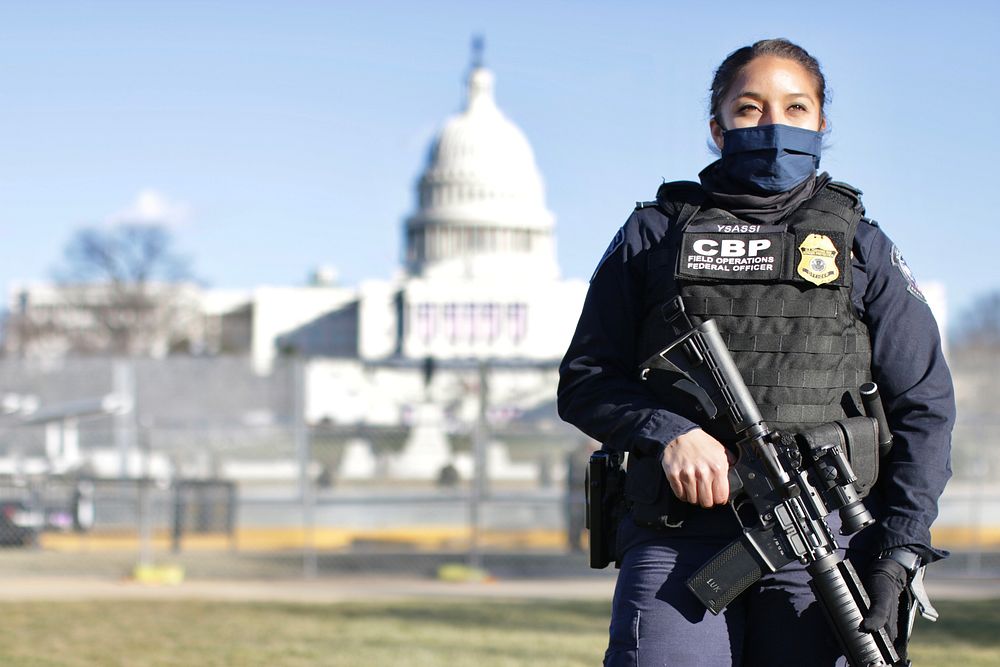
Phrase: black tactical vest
[{"left": 638, "top": 181, "right": 873, "bottom": 434}]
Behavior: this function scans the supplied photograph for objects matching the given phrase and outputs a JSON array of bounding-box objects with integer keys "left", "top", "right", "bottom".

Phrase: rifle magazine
[{"left": 686, "top": 535, "right": 765, "bottom": 615}]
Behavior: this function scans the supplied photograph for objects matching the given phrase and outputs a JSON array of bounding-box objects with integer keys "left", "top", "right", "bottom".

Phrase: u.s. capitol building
[
  {"left": 239, "top": 55, "right": 588, "bottom": 441},
  {"left": 288, "top": 58, "right": 584, "bottom": 371}
]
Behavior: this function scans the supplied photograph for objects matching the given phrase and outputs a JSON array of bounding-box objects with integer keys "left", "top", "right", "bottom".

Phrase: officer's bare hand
[{"left": 661, "top": 429, "right": 731, "bottom": 508}]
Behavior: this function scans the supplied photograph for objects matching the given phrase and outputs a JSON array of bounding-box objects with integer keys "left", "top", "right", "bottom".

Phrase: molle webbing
[
  {"left": 724, "top": 332, "right": 866, "bottom": 355},
  {"left": 740, "top": 368, "right": 870, "bottom": 390},
  {"left": 679, "top": 295, "right": 839, "bottom": 319},
  {"left": 670, "top": 182, "right": 873, "bottom": 432},
  {"left": 759, "top": 403, "right": 854, "bottom": 425},
  {"left": 680, "top": 284, "right": 872, "bottom": 432}
]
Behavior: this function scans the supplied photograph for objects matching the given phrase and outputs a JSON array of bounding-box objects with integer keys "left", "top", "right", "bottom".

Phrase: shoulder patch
[
  {"left": 634, "top": 200, "right": 658, "bottom": 210},
  {"left": 860, "top": 216, "right": 879, "bottom": 228},
  {"left": 890, "top": 244, "right": 927, "bottom": 303},
  {"left": 590, "top": 225, "right": 626, "bottom": 282}
]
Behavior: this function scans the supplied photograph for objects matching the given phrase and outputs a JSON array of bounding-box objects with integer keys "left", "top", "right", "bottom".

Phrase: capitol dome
[{"left": 404, "top": 57, "right": 558, "bottom": 281}]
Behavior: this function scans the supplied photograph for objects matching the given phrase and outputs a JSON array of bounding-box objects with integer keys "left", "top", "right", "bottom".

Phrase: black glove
[{"left": 860, "top": 557, "right": 909, "bottom": 642}]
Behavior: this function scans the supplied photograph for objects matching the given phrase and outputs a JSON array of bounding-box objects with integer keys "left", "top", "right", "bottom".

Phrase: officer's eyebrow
[{"left": 732, "top": 90, "right": 814, "bottom": 102}]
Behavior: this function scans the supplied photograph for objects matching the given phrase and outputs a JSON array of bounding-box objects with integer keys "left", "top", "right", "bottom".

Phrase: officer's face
[{"left": 711, "top": 55, "right": 826, "bottom": 151}]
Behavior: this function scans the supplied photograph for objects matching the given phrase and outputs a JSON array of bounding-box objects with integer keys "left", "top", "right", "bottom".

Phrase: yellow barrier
[
  {"left": 37, "top": 525, "right": 1000, "bottom": 553},
  {"left": 39, "top": 526, "right": 570, "bottom": 552}
]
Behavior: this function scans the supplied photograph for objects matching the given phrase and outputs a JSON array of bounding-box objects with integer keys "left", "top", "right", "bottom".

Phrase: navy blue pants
[{"left": 605, "top": 534, "right": 861, "bottom": 666}]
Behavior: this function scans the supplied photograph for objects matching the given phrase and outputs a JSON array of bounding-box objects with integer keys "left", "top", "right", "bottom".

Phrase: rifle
[{"left": 639, "top": 311, "right": 906, "bottom": 667}]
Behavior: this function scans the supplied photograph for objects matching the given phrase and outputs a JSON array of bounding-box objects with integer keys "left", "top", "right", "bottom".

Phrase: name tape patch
[{"left": 678, "top": 224, "right": 784, "bottom": 281}]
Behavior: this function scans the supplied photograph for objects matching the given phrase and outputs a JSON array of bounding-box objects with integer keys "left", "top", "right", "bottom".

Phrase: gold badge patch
[{"left": 797, "top": 234, "right": 839, "bottom": 285}]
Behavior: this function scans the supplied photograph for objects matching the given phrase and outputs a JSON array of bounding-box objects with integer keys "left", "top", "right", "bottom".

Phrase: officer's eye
[
  {"left": 788, "top": 103, "right": 808, "bottom": 112},
  {"left": 736, "top": 103, "right": 761, "bottom": 114}
]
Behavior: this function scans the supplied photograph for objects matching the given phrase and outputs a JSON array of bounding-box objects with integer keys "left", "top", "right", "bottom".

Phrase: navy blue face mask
[{"left": 720, "top": 124, "right": 823, "bottom": 194}]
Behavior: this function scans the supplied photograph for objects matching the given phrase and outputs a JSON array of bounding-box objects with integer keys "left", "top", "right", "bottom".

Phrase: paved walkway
[{"left": 0, "top": 575, "right": 997, "bottom": 603}]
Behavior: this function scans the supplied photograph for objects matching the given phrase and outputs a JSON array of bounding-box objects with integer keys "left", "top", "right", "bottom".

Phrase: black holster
[{"left": 587, "top": 451, "right": 626, "bottom": 569}]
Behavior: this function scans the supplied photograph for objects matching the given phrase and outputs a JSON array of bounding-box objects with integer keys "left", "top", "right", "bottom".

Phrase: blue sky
[{"left": 2, "top": 1, "right": 997, "bottom": 328}]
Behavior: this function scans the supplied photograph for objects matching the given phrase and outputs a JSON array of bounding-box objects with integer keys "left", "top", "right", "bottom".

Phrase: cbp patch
[
  {"left": 677, "top": 223, "right": 785, "bottom": 281},
  {"left": 891, "top": 244, "right": 927, "bottom": 303},
  {"left": 590, "top": 226, "right": 625, "bottom": 282}
]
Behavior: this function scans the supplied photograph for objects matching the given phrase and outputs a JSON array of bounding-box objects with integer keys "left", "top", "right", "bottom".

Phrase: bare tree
[
  {"left": 61, "top": 224, "right": 189, "bottom": 285},
  {"left": 7, "top": 224, "right": 197, "bottom": 357}
]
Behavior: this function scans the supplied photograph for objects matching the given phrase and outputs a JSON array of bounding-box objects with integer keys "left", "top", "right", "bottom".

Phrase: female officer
[{"left": 557, "top": 38, "right": 954, "bottom": 666}]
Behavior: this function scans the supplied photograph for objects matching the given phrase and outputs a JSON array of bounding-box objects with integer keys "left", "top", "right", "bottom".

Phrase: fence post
[
  {"left": 968, "top": 455, "right": 987, "bottom": 576},
  {"left": 138, "top": 477, "right": 153, "bottom": 567},
  {"left": 293, "top": 357, "right": 317, "bottom": 579},
  {"left": 136, "top": 425, "right": 154, "bottom": 568},
  {"left": 113, "top": 360, "right": 137, "bottom": 479},
  {"left": 171, "top": 481, "right": 184, "bottom": 553},
  {"left": 226, "top": 481, "right": 238, "bottom": 552},
  {"left": 469, "top": 361, "right": 490, "bottom": 572}
]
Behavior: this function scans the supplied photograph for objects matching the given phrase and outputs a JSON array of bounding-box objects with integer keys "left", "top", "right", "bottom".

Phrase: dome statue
[{"left": 404, "top": 46, "right": 559, "bottom": 281}]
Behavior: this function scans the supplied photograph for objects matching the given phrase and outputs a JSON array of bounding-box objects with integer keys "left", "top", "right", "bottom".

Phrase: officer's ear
[{"left": 710, "top": 119, "right": 725, "bottom": 151}]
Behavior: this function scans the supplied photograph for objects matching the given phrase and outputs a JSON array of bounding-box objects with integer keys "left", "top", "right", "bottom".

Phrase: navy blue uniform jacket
[{"left": 557, "top": 194, "right": 955, "bottom": 562}]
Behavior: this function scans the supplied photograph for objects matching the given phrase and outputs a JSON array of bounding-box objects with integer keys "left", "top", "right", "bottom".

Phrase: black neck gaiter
[{"left": 699, "top": 159, "right": 831, "bottom": 225}]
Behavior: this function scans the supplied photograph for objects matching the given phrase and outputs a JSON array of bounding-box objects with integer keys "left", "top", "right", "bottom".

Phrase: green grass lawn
[{"left": 0, "top": 598, "right": 993, "bottom": 666}]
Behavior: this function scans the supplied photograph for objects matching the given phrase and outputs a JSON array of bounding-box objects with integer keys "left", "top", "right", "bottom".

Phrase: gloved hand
[{"left": 860, "top": 557, "right": 909, "bottom": 642}]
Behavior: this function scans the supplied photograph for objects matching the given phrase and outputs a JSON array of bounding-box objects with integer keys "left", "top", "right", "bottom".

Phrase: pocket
[
  {"left": 625, "top": 455, "right": 685, "bottom": 528},
  {"left": 624, "top": 453, "right": 662, "bottom": 505}
]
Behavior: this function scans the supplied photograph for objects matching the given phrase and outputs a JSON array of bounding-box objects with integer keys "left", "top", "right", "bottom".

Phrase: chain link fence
[
  {"left": 0, "top": 350, "right": 995, "bottom": 580},
  {"left": 0, "top": 356, "right": 594, "bottom": 580}
]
